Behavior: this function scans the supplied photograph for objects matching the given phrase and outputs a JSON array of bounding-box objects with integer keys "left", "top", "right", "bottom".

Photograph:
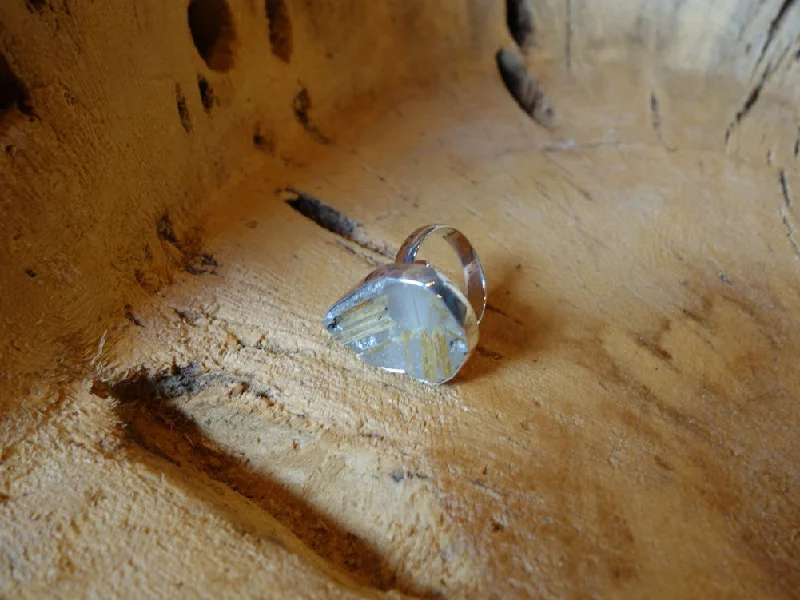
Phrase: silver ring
[
  {"left": 324, "top": 224, "right": 485, "bottom": 384},
  {"left": 396, "top": 224, "right": 487, "bottom": 323}
]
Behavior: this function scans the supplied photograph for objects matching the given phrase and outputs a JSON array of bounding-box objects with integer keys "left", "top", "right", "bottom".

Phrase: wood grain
[{"left": 1, "top": 0, "right": 799, "bottom": 598}]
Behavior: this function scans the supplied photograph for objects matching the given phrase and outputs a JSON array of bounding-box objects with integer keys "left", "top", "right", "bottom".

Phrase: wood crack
[
  {"left": 292, "top": 88, "right": 330, "bottom": 145},
  {"left": 506, "top": 0, "right": 535, "bottom": 52},
  {"left": 495, "top": 48, "right": 556, "bottom": 127},
  {"left": 333, "top": 240, "right": 380, "bottom": 266},
  {"left": 541, "top": 152, "right": 594, "bottom": 202},
  {"left": 284, "top": 189, "right": 394, "bottom": 258},
  {"left": 725, "top": 65, "right": 769, "bottom": 147},
  {"left": 780, "top": 215, "right": 800, "bottom": 258},
  {"left": 754, "top": 0, "right": 796, "bottom": 72},
  {"left": 780, "top": 170, "right": 792, "bottom": 209},
  {"left": 650, "top": 92, "right": 676, "bottom": 152},
  {"left": 485, "top": 303, "right": 524, "bottom": 325},
  {"left": 565, "top": 0, "right": 573, "bottom": 68},
  {"left": 726, "top": 2, "right": 796, "bottom": 149},
  {"left": 779, "top": 170, "right": 800, "bottom": 259}
]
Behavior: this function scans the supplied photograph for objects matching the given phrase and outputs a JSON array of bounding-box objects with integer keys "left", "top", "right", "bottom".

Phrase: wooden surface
[{"left": 2, "top": 0, "right": 800, "bottom": 598}]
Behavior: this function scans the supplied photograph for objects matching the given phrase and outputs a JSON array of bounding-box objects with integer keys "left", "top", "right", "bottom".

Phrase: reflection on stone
[{"left": 326, "top": 271, "right": 474, "bottom": 384}]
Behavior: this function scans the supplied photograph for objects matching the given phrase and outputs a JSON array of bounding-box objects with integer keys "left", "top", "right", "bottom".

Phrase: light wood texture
[{"left": 1, "top": 0, "right": 799, "bottom": 598}]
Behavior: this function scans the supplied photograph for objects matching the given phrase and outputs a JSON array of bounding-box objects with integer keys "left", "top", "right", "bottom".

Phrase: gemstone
[{"left": 324, "top": 263, "right": 478, "bottom": 384}]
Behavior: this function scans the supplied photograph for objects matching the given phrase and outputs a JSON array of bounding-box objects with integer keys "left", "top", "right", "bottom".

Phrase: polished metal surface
[
  {"left": 324, "top": 225, "right": 484, "bottom": 384},
  {"left": 395, "top": 224, "right": 487, "bottom": 324}
]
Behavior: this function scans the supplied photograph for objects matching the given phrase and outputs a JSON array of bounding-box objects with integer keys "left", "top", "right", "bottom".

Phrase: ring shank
[{"left": 395, "top": 225, "right": 486, "bottom": 323}]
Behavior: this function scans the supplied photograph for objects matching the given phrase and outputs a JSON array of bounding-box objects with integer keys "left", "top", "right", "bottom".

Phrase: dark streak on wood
[
  {"left": 334, "top": 240, "right": 380, "bottom": 266},
  {"left": 495, "top": 48, "right": 555, "bottom": 127},
  {"left": 650, "top": 92, "right": 661, "bottom": 131},
  {"left": 780, "top": 214, "right": 800, "bottom": 258},
  {"left": 654, "top": 455, "right": 674, "bottom": 471},
  {"left": 735, "top": 67, "right": 769, "bottom": 126},
  {"left": 727, "top": 27, "right": 795, "bottom": 147},
  {"left": 565, "top": 0, "right": 573, "bottom": 68},
  {"left": 265, "top": 0, "right": 293, "bottom": 63},
  {"left": 292, "top": 88, "right": 331, "bottom": 144},
  {"left": 635, "top": 335, "right": 672, "bottom": 361},
  {"left": 476, "top": 346, "right": 504, "bottom": 360},
  {"left": 650, "top": 92, "right": 677, "bottom": 152},
  {"left": 779, "top": 170, "right": 792, "bottom": 209},
  {"left": 753, "top": 0, "right": 796, "bottom": 71},
  {"left": 0, "top": 51, "right": 35, "bottom": 121},
  {"left": 252, "top": 125, "right": 275, "bottom": 153},
  {"left": 485, "top": 303, "right": 524, "bottom": 326},
  {"left": 157, "top": 212, "right": 178, "bottom": 245},
  {"left": 175, "top": 85, "right": 192, "bottom": 134},
  {"left": 184, "top": 253, "right": 219, "bottom": 276},
  {"left": 174, "top": 307, "right": 202, "bottom": 324},
  {"left": 124, "top": 304, "right": 145, "bottom": 327},
  {"left": 284, "top": 189, "right": 393, "bottom": 258},
  {"left": 506, "top": 0, "right": 535, "bottom": 51},
  {"left": 778, "top": 171, "right": 800, "bottom": 258},
  {"left": 635, "top": 335, "right": 673, "bottom": 362},
  {"left": 472, "top": 479, "right": 507, "bottom": 497},
  {"left": 682, "top": 308, "right": 706, "bottom": 325},
  {"left": 794, "top": 127, "right": 800, "bottom": 157},
  {"left": 197, "top": 75, "right": 216, "bottom": 112}
]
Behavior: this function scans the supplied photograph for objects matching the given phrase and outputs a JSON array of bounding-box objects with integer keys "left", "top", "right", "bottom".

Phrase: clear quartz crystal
[{"left": 325, "top": 264, "right": 477, "bottom": 384}]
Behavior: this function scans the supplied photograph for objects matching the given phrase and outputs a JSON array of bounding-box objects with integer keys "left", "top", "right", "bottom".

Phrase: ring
[{"left": 324, "top": 224, "right": 486, "bottom": 384}]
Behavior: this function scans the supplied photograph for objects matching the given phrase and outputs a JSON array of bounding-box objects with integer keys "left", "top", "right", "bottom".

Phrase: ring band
[
  {"left": 324, "top": 224, "right": 484, "bottom": 384},
  {"left": 395, "top": 225, "right": 486, "bottom": 324}
]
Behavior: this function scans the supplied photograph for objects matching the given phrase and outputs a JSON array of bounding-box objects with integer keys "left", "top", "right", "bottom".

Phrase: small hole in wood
[
  {"left": 175, "top": 86, "right": 192, "bottom": 133},
  {"left": 506, "top": 0, "right": 535, "bottom": 51},
  {"left": 188, "top": 0, "right": 237, "bottom": 72},
  {"left": 252, "top": 124, "right": 275, "bottom": 152},
  {"left": 25, "top": 0, "right": 50, "bottom": 14},
  {"left": 495, "top": 48, "right": 555, "bottom": 127},
  {"left": 292, "top": 88, "right": 330, "bottom": 144},
  {"left": 265, "top": 0, "right": 293, "bottom": 63},
  {"left": 0, "top": 53, "right": 34, "bottom": 119},
  {"left": 197, "top": 75, "right": 216, "bottom": 112}
]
